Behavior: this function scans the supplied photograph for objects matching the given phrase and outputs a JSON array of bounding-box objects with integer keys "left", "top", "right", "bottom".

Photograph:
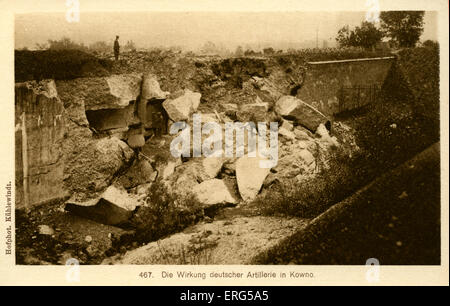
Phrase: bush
[
  {"left": 281, "top": 47, "right": 392, "bottom": 61},
  {"left": 129, "top": 181, "right": 203, "bottom": 244},
  {"left": 396, "top": 46, "right": 440, "bottom": 135},
  {"left": 256, "top": 147, "right": 363, "bottom": 218},
  {"left": 46, "top": 37, "right": 89, "bottom": 52},
  {"left": 356, "top": 45, "right": 440, "bottom": 173}
]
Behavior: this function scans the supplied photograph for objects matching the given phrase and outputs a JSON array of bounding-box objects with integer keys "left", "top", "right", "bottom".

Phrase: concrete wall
[
  {"left": 15, "top": 75, "right": 169, "bottom": 209},
  {"left": 297, "top": 57, "right": 395, "bottom": 116},
  {"left": 15, "top": 80, "right": 67, "bottom": 209}
]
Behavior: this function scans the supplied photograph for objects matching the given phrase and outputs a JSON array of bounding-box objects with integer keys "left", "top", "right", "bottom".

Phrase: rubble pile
[{"left": 15, "top": 51, "right": 358, "bottom": 243}]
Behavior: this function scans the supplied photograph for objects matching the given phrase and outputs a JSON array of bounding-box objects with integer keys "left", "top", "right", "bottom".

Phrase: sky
[{"left": 14, "top": 11, "right": 438, "bottom": 51}]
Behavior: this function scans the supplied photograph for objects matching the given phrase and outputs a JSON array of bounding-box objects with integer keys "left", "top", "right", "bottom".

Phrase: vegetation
[
  {"left": 396, "top": 44, "right": 440, "bottom": 134},
  {"left": 336, "top": 21, "right": 383, "bottom": 49},
  {"left": 263, "top": 47, "right": 276, "bottom": 55},
  {"left": 128, "top": 181, "right": 203, "bottom": 246},
  {"left": 380, "top": 11, "right": 425, "bottom": 48},
  {"left": 252, "top": 45, "right": 440, "bottom": 265},
  {"left": 36, "top": 36, "right": 138, "bottom": 54},
  {"left": 336, "top": 11, "right": 425, "bottom": 50},
  {"left": 199, "top": 41, "right": 231, "bottom": 56},
  {"left": 255, "top": 147, "right": 358, "bottom": 218},
  {"left": 256, "top": 46, "right": 440, "bottom": 220},
  {"left": 422, "top": 40, "right": 439, "bottom": 49},
  {"left": 36, "top": 37, "right": 89, "bottom": 52},
  {"left": 281, "top": 47, "right": 392, "bottom": 61},
  {"left": 234, "top": 45, "right": 244, "bottom": 57},
  {"left": 88, "top": 41, "right": 112, "bottom": 54},
  {"left": 15, "top": 49, "right": 113, "bottom": 82},
  {"left": 253, "top": 142, "right": 440, "bottom": 264}
]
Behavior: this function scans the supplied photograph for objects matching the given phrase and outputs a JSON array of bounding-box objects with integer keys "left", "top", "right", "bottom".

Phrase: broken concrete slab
[
  {"left": 294, "top": 127, "right": 312, "bottom": 140},
  {"left": 162, "top": 89, "right": 201, "bottom": 122},
  {"left": 236, "top": 98, "right": 270, "bottom": 122},
  {"left": 272, "top": 141, "right": 319, "bottom": 182},
  {"left": 236, "top": 154, "right": 271, "bottom": 202},
  {"left": 202, "top": 156, "right": 225, "bottom": 180},
  {"left": 298, "top": 149, "right": 315, "bottom": 166},
  {"left": 193, "top": 179, "right": 237, "bottom": 206},
  {"left": 77, "top": 74, "right": 142, "bottom": 111},
  {"left": 162, "top": 160, "right": 178, "bottom": 180},
  {"left": 106, "top": 127, "right": 129, "bottom": 140},
  {"left": 280, "top": 119, "right": 294, "bottom": 131},
  {"left": 95, "top": 136, "right": 134, "bottom": 160},
  {"left": 169, "top": 164, "right": 201, "bottom": 199},
  {"left": 141, "top": 135, "right": 181, "bottom": 176},
  {"left": 64, "top": 136, "right": 134, "bottom": 202},
  {"left": 279, "top": 126, "right": 296, "bottom": 140},
  {"left": 316, "top": 123, "right": 339, "bottom": 147},
  {"left": 117, "top": 159, "right": 156, "bottom": 189},
  {"left": 38, "top": 225, "right": 55, "bottom": 236},
  {"left": 275, "top": 95, "right": 331, "bottom": 132},
  {"left": 141, "top": 72, "right": 170, "bottom": 100},
  {"left": 65, "top": 185, "right": 140, "bottom": 226},
  {"left": 275, "top": 95, "right": 298, "bottom": 116}
]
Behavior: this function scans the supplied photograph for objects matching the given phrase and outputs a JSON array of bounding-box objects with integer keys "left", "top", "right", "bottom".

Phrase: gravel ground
[{"left": 103, "top": 216, "right": 309, "bottom": 265}]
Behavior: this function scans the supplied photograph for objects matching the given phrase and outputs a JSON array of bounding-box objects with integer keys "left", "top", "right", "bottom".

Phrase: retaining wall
[{"left": 297, "top": 57, "right": 395, "bottom": 116}]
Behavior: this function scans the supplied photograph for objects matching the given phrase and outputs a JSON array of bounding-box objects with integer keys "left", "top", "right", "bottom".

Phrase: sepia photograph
[{"left": 0, "top": 0, "right": 448, "bottom": 287}]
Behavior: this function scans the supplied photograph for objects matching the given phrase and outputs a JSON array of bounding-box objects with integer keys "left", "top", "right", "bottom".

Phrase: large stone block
[
  {"left": 15, "top": 80, "right": 67, "bottom": 209},
  {"left": 162, "top": 89, "right": 201, "bottom": 122},
  {"left": 275, "top": 95, "right": 331, "bottom": 132},
  {"left": 193, "top": 179, "right": 237, "bottom": 206},
  {"left": 141, "top": 72, "right": 170, "bottom": 100},
  {"left": 65, "top": 185, "right": 140, "bottom": 225},
  {"left": 63, "top": 74, "right": 142, "bottom": 111},
  {"left": 236, "top": 154, "right": 271, "bottom": 202}
]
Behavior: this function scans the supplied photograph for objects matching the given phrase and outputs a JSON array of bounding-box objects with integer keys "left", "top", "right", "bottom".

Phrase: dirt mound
[{"left": 15, "top": 49, "right": 113, "bottom": 82}]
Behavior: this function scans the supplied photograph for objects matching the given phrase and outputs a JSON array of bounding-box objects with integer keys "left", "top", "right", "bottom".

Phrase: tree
[
  {"left": 422, "top": 40, "right": 439, "bottom": 49},
  {"left": 46, "top": 37, "right": 88, "bottom": 51},
  {"left": 336, "top": 25, "right": 357, "bottom": 47},
  {"left": 124, "top": 40, "right": 137, "bottom": 52},
  {"left": 89, "top": 41, "right": 112, "bottom": 53},
  {"left": 379, "top": 11, "right": 425, "bottom": 48},
  {"left": 355, "top": 22, "right": 384, "bottom": 49},
  {"left": 336, "top": 22, "right": 383, "bottom": 49},
  {"left": 35, "top": 42, "right": 49, "bottom": 50},
  {"left": 263, "top": 47, "right": 275, "bottom": 55},
  {"left": 234, "top": 46, "right": 244, "bottom": 57},
  {"left": 200, "top": 41, "right": 219, "bottom": 55}
]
